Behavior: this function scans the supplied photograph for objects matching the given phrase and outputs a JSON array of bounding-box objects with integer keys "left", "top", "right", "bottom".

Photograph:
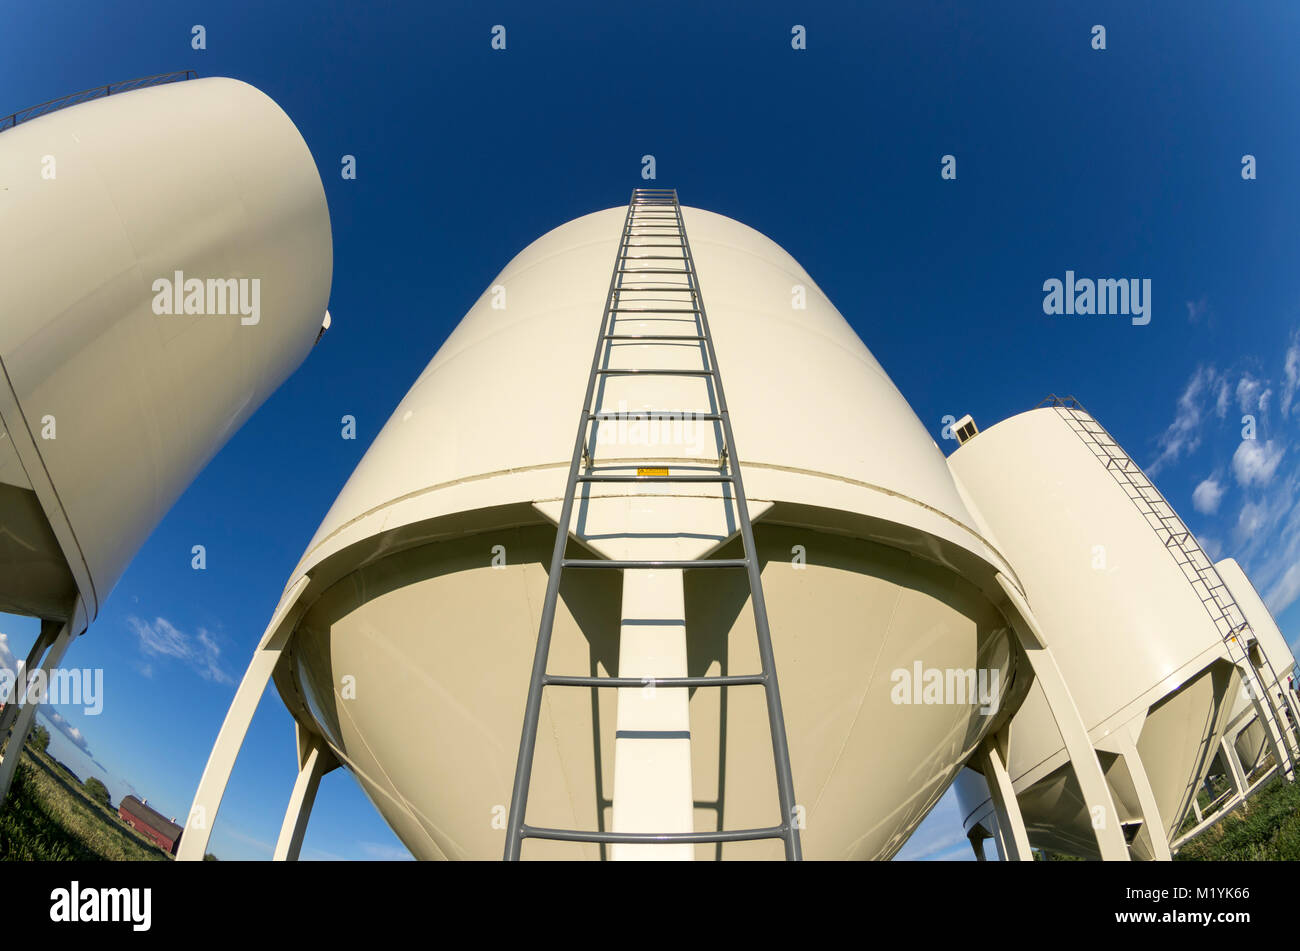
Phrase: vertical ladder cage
[
  {"left": 1040, "top": 395, "right": 1300, "bottom": 778},
  {"left": 503, "top": 188, "right": 803, "bottom": 860}
]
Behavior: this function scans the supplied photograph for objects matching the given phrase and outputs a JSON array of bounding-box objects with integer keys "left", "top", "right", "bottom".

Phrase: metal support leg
[
  {"left": 977, "top": 735, "right": 1031, "bottom": 861},
  {"left": 0, "top": 618, "right": 60, "bottom": 741},
  {"left": 0, "top": 614, "right": 77, "bottom": 807},
  {"left": 1279, "top": 689, "right": 1300, "bottom": 759},
  {"left": 1241, "top": 668, "right": 1294, "bottom": 782},
  {"left": 273, "top": 731, "right": 331, "bottom": 861},
  {"left": 1111, "top": 727, "right": 1172, "bottom": 861},
  {"left": 969, "top": 830, "right": 988, "bottom": 862},
  {"left": 1221, "top": 734, "right": 1249, "bottom": 798},
  {"left": 996, "top": 574, "right": 1131, "bottom": 861},
  {"left": 177, "top": 576, "right": 309, "bottom": 861}
]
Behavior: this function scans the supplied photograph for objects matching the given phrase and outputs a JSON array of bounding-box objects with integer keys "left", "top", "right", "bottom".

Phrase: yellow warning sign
[{"left": 637, "top": 467, "right": 669, "bottom": 476}]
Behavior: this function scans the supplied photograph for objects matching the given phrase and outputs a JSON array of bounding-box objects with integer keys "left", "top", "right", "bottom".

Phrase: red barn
[{"left": 118, "top": 795, "right": 183, "bottom": 854}]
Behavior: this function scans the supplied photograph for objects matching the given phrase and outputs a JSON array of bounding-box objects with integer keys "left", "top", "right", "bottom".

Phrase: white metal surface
[
  {"left": 949, "top": 407, "right": 1251, "bottom": 858},
  {"left": 610, "top": 569, "right": 693, "bottom": 860},
  {"left": 193, "top": 204, "right": 1035, "bottom": 860},
  {"left": 0, "top": 76, "right": 332, "bottom": 622}
]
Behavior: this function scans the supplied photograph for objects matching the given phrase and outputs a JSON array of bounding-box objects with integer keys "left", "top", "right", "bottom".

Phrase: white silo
[
  {"left": 947, "top": 401, "right": 1296, "bottom": 860},
  {"left": 0, "top": 74, "right": 332, "bottom": 800},
  {"left": 182, "top": 191, "right": 1148, "bottom": 861}
]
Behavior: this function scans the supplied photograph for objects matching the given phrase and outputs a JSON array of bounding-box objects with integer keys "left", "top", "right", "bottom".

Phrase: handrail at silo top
[
  {"left": 1035, "top": 394, "right": 1085, "bottom": 410},
  {"left": 0, "top": 70, "right": 198, "bottom": 133}
]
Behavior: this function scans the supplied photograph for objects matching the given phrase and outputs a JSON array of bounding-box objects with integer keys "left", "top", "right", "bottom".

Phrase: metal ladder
[
  {"left": 1041, "top": 396, "right": 1300, "bottom": 777},
  {"left": 503, "top": 188, "right": 802, "bottom": 860}
]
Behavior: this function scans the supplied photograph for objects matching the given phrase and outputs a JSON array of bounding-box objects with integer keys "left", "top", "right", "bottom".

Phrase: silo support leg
[
  {"left": 977, "top": 736, "right": 1031, "bottom": 861},
  {"left": 995, "top": 574, "right": 1131, "bottom": 861},
  {"left": 274, "top": 732, "right": 330, "bottom": 861},
  {"left": 1281, "top": 691, "right": 1300, "bottom": 758},
  {"left": 1221, "top": 735, "right": 1249, "bottom": 798},
  {"left": 177, "top": 576, "right": 310, "bottom": 861},
  {"left": 0, "top": 616, "right": 76, "bottom": 808},
  {"left": 610, "top": 569, "right": 694, "bottom": 860},
  {"left": 1107, "top": 728, "right": 1171, "bottom": 861},
  {"left": 0, "top": 619, "right": 60, "bottom": 741},
  {"left": 969, "top": 829, "right": 988, "bottom": 862}
]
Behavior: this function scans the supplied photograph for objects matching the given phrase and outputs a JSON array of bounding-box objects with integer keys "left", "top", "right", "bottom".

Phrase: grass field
[
  {"left": 0, "top": 746, "right": 170, "bottom": 861},
  {"left": 1176, "top": 775, "right": 1300, "bottom": 861}
]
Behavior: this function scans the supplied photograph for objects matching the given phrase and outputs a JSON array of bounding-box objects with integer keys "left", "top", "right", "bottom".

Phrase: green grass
[
  {"left": 0, "top": 747, "right": 171, "bottom": 861},
  {"left": 1176, "top": 775, "right": 1300, "bottom": 861}
]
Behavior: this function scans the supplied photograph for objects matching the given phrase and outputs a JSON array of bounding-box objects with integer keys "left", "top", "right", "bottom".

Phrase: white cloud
[
  {"left": 1199, "top": 535, "right": 1223, "bottom": 560},
  {"left": 1232, "top": 439, "right": 1285, "bottom": 488},
  {"left": 1192, "top": 478, "right": 1226, "bottom": 514},
  {"left": 1237, "top": 375, "right": 1265, "bottom": 414},
  {"left": 41, "top": 709, "right": 91, "bottom": 754},
  {"left": 1147, "top": 366, "right": 1222, "bottom": 476},
  {"left": 1233, "top": 500, "right": 1269, "bottom": 547},
  {"left": 1266, "top": 562, "right": 1300, "bottom": 619},
  {"left": 1283, "top": 332, "right": 1300, "bottom": 418},
  {"left": 127, "top": 616, "right": 233, "bottom": 685}
]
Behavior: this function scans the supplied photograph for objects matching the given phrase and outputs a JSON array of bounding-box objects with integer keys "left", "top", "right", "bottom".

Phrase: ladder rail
[
  {"left": 671, "top": 197, "right": 803, "bottom": 860},
  {"left": 502, "top": 199, "right": 637, "bottom": 861},
  {"left": 1049, "top": 400, "right": 1299, "bottom": 775},
  {"left": 504, "top": 189, "right": 803, "bottom": 859}
]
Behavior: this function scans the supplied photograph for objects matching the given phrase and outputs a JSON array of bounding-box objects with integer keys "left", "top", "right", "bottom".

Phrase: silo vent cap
[{"left": 953, "top": 415, "right": 979, "bottom": 445}]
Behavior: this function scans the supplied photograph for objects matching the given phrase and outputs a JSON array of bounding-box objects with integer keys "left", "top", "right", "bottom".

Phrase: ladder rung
[
  {"left": 589, "top": 411, "right": 722, "bottom": 421},
  {"left": 543, "top": 673, "right": 766, "bottom": 688},
  {"left": 610, "top": 307, "right": 699, "bottom": 312},
  {"left": 520, "top": 825, "right": 787, "bottom": 845},
  {"left": 505, "top": 187, "right": 803, "bottom": 863},
  {"left": 603, "top": 334, "right": 706, "bottom": 341},
  {"left": 561, "top": 558, "right": 748, "bottom": 569},
  {"left": 576, "top": 473, "right": 732, "bottom": 483}
]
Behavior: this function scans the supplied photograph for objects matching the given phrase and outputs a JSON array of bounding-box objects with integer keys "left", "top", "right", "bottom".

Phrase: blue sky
[{"left": 2, "top": 1, "right": 1299, "bottom": 861}]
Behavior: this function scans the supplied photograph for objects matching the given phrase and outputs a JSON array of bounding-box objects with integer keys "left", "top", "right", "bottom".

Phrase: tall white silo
[
  {"left": 0, "top": 74, "right": 332, "bottom": 799},
  {"left": 180, "top": 192, "right": 1150, "bottom": 861},
  {"left": 947, "top": 401, "right": 1295, "bottom": 860}
]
